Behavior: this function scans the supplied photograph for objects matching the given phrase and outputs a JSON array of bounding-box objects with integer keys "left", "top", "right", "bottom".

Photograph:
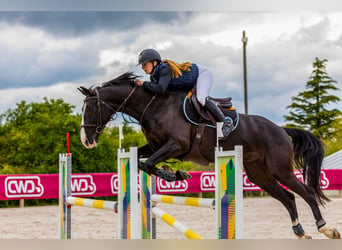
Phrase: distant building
[{"left": 322, "top": 150, "right": 342, "bottom": 169}]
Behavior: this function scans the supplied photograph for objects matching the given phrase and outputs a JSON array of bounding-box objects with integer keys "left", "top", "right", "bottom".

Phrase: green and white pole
[
  {"left": 117, "top": 146, "right": 140, "bottom": 239},
  {"left": 215, "top": 144, "right": 243, "bottom": 239},
  {"left": 59, "top": 152, "right": 72, "bottom": 239}
]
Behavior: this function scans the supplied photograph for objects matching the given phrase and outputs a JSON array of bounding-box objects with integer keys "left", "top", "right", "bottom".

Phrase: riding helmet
[{"left": 138, "top": 49, "right": 162, "bottom": 65}]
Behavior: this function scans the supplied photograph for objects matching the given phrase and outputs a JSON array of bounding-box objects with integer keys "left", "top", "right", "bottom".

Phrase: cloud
[
  {"left": 0, "top": 22, "right": 104, "bottom": 88},
  {"left": 0, "top": 82, "right": 84, "bottom": 114},
  {"left": 0, "top": 11, "right": 341, "bottom": 125},
  {"left": 0, "top": 12, "right": 192, "bottom": 37}
]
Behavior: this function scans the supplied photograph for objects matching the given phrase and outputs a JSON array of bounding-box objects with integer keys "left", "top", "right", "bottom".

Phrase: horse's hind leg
[
  {"left": 277, "top": 173, "right": 341, "bottom": 239},
  {"left": 261, "top": 183, "right": 312, "bottom": 239},
  {"left": 245, "top": 164, "right": 312, "bottom": 239}
]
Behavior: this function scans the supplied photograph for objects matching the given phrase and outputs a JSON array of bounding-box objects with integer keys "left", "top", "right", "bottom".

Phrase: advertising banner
[{"left": 1, "top": 170, "right": 341, "bottom": 200}]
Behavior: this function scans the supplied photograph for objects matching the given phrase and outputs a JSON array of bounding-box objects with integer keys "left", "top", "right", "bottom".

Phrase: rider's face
[{"left": 141, "top": 61, "right": 156, "bottom": 74}]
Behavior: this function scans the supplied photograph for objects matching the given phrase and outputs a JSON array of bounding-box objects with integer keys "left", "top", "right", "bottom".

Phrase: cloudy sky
[{"left": 0, "top": 10, "right": 341, "bottom": 125}]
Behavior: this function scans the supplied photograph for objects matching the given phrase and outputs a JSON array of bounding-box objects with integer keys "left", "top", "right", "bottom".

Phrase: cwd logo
[
  {"left": 111, "top": 174, "right": 119, "bottom": 194},
  {"left": 293, "top": 170, "right": 329, "bottom": 189},
  {"left": 200, "top": 173, "right": 215, "bottom": 191},
  {"left": 5, "top": 176, "right": 44, "bottom": 198},
  {"left": 71, "top": 175, "right": 96, "bottom": 195},
  {"left": 157, "top": 178, "right": 188, "bottom": 193},
  {"left": 320, "top": 171, "right": 330, "bottom": 189}
]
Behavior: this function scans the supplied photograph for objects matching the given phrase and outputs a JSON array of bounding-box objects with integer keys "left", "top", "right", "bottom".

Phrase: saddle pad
[{"left": 182, "top": 96, "right": 239, "bottom": 130}]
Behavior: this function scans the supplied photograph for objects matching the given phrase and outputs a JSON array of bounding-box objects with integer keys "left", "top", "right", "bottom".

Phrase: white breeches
[{"left": 196, "top": 65, "right": 213, "bottom": 106}]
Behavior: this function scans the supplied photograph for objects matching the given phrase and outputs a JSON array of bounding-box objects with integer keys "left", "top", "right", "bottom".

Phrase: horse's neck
[
  {"left": 104, "top": 85, "right": 153, "bottom": 121},
  {"left": 103, "top": 85, "right": 187, "bottom": 125}
]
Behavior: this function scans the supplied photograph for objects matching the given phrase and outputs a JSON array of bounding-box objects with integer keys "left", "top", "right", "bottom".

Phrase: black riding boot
[{"left": 205, "top": 98, "right": 234, "bottom": 139}]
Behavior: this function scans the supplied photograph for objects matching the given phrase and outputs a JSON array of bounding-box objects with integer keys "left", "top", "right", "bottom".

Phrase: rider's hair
[{"left": 162, "top": 59, "right": 192, "bottom": 79}]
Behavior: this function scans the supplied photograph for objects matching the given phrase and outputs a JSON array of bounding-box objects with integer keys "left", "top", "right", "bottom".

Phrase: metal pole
[{"left": 242, "top": 30, "right": 248, "bottom": 114}]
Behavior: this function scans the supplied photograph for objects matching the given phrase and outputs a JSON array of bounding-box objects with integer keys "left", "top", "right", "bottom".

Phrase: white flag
[{"left": 216, "top": 122, "right": 224, "bottom": 138}]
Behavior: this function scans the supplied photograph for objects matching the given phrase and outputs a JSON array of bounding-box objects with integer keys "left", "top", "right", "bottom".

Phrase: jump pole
[
  {"left": 66, "top": 197, "right": 118, "bottom": 211},
  {"left": 151, "top": 194, "right": 215, "bottom": 208}
]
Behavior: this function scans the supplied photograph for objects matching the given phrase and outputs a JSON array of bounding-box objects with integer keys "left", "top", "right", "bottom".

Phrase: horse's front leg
[
  {"left": 138, "top": 140, "right": 192, "bottom": 182},
  {"left": 138, "top": 144, "right": 154, "bottom": 158}
]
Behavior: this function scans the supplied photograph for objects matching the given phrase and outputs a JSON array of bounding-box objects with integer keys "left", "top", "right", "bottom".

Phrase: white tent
[{"left": 322, "top": 150, "right": 342, "bottom": 169}]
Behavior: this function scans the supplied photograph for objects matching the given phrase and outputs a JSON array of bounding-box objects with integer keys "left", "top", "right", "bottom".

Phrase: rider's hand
[{"left": 135, "top": 79, "right": 144, "bottom": 86}]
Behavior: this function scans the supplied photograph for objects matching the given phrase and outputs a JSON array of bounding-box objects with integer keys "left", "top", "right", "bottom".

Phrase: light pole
[{"left": 242, "top": 30, "right": 248, "bottom": 115}]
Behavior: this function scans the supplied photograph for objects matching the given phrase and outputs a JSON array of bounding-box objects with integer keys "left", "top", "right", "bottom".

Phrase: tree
[
  {"left": 0, "top": 98, "right": 79, "bottom": 173},
  {"left": 323, "top": 116, "right": 342, "bottom": 155},
  {"left": 0, "top": 97, "right": 202, "bottom": 176},
  {"left": 0, "top": 99, "right": 145, "bottom": 174},
  {"left": 284, "top": 58, "right": 341, "bottom": 139}
]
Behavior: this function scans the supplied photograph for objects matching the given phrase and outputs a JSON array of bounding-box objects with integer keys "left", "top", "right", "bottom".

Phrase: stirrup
[
  {"left": 224, "top": 117, "right": 233, "bottom": 125},
  {"left": 220, "top": 117, "right": 234, "bottom": 139}
]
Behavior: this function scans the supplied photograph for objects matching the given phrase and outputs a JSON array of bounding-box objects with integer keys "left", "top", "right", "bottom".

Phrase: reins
[{"left": 139, "top": 94, "right": 157, "bottom": 124}]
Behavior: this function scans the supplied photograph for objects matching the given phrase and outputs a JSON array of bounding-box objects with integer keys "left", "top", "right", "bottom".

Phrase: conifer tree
[{"left": 284, "top": 57, "right": 341, "bottom": 139}]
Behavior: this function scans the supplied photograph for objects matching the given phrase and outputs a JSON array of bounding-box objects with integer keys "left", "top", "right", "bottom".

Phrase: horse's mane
[{"left": 102, "top": 72, "right": 139, "bottom": 87}]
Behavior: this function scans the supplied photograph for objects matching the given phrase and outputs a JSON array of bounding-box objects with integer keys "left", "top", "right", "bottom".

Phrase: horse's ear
[{"left": 78, "top": 86, "right": 94, "bottom": 96}]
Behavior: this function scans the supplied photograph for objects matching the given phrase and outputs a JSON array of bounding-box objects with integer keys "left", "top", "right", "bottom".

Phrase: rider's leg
[
  {"left": 195, "top": 65, "right": 213, "bottom": 106},
  {"left": 205, "top": 98, "right": 234, "bottom": 138},
  {"left": 196, "top": 65, "right": 233, "bottom": 139}
]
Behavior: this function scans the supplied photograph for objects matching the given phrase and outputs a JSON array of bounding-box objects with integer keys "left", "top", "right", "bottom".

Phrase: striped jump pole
[
  {"left": 151, "top": 194, "right": 214, "bottom": 208},
  {"left": 66, "top": 197, "right": 118, "bottom": 212},
  {"left": 152, "top": 206, "right": 203, "bottom": 239}
]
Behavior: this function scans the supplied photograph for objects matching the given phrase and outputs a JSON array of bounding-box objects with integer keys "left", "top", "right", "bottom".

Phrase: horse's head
[
  {"left": 78, "top": 86, "right": 115, "bottom": 149},
  {"left": 78, "top": 72, "right": 141, "bottom": 149}
]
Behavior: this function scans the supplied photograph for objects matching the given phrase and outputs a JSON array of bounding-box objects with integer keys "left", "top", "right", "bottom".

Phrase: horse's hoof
[
  {"left": 155, "top": 169, "right": 176, "bottom": 182},
  {"left": 175, "top": 170, "right": 192, "bottom": 181},
  {"left": 319, "top": 226, "right": 341, "bottom": 239}
]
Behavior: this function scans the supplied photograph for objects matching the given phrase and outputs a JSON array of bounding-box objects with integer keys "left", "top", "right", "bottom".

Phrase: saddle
[
  {"left": 181, "top": 90, "right": 239, "bottom": 165},
  {"left": 183, "top": 90, "right": 238, "bottom": 128}
]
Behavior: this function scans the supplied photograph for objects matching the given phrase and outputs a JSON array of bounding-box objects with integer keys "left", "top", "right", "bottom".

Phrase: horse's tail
[{"left": 284, "top": 127, "right": 330, "bottom": 205}]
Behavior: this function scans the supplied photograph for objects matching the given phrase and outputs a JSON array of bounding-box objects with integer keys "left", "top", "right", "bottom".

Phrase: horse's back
[{"left": 219, "top": 113, "right": 292, "bottom": 161}]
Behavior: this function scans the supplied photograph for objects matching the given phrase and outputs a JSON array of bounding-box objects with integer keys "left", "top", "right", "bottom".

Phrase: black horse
[{"left": 78, "top": 72, "right": 340, "bottom": 239}]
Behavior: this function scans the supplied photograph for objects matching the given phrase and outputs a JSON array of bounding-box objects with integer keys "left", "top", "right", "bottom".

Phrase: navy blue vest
[{"left": 151, "top": 63, "right": 199, "bottom": 91}]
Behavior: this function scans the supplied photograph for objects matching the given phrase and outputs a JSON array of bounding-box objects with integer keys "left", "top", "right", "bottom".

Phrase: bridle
[
  {"left": 81, "top": 88, "right": 115, "bottom": 134},
  {"left": 81, "top": 85, "right": 156, "bottom": 134}
]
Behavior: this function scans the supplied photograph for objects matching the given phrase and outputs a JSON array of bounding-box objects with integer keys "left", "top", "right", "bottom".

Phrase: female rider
[{"left": 135, "top": 48, "right": 233, "bottom": 139}]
